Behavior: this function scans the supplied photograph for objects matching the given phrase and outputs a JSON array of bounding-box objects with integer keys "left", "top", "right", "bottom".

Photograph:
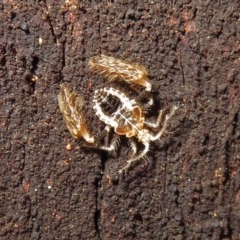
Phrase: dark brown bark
[{"left": 0, "top": 1, "right": 239, "bottom": 239}]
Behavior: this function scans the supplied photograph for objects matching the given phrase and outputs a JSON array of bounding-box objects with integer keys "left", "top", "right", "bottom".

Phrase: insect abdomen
[
  {"left": 93, "top": 87, "right": 144, "bottom": 137},
  {"left": 93, "top": 88, "right": 122, "bottom": 116}
]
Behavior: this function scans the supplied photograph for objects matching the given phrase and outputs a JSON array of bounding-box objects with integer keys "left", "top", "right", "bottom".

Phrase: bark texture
[{"left": 0, "top": 1, "right": 240, "bottom": 239}]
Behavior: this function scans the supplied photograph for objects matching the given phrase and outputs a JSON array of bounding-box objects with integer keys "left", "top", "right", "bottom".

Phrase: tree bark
[{"left": 0, "top": 1, "right": 239, "bottom": 239}]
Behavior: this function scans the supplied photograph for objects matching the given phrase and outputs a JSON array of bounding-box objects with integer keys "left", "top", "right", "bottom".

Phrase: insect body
[
  {"left": 93, "top": 87, "right": 144, "bottom": 138},
  {"left": 58, "top": 55, "right": 178, "bottom": 174}
]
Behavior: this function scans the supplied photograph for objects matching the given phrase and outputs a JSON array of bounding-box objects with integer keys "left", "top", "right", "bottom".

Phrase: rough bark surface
[{"left": 0, "top": 1, "right": 240, "bottom": 239}]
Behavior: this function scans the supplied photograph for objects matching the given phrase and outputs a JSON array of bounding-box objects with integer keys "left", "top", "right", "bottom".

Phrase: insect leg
[
  {"left": 144, "top": 109, "right": 165, "bottom": 129},
  {"left": 134, "top": 89, "right": 154, "bottom": 112},
  {"left": 94, "top": 125, "right": 111, "bottom": 144},
  {"left": 129, "top": 138, "right": 138, "bottom": 156},
  {"left": 97, "top": 134, "right": 120, "bottom": 152},
  {"left": 149, "top": 105, "right": 178, "bottom": 141},
  {"left": 119, "top": 142, "right": 150, "bottom": 174}
]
